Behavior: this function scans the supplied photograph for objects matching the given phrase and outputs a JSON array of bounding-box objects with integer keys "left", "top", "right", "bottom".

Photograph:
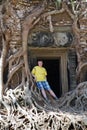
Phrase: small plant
[{"left": 54, "top": 0, "right": 62, "bottom": 9}]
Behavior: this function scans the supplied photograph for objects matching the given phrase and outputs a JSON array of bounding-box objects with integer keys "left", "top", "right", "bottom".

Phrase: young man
[{"left": 31, "top": 60, "right": 58, "bottom": 102}]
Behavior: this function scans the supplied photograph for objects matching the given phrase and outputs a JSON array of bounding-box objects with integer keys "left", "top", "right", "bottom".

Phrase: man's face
[{"left": 38, "top": 61, "right": 43, "bottom": 67}]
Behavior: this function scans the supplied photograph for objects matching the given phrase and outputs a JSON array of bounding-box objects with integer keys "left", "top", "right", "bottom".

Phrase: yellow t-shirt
[{"left": 31, "top": 66, "right": 47, "bottom": 81}]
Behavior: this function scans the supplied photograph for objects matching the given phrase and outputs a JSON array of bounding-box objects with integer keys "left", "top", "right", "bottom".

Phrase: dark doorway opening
[
  {"left": 40, "top": 59, "right": 62, "bottom": 97},
  {"left": 30, "top": 58, "right": 62, "bottom": 97}
]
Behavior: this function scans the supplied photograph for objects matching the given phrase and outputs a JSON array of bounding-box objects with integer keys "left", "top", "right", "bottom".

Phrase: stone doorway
[{"left": 29, "top": 47, "right": 68, "bottom": 96}]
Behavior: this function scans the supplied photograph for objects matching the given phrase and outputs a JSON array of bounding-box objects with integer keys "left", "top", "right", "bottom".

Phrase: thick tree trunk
[
  {"left": 0, "top": 9, "right": 11, "bottom": 100},
  {"left": 22, "top": 4, "right": 45, "bottom": 83}
]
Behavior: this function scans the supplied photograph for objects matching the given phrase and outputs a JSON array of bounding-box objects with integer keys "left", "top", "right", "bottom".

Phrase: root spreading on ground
[{"left": 0, "top": 82, "right": 87, "bottom": 130}]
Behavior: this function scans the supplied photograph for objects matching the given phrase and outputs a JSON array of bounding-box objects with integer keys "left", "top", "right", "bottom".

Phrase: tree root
[{"left": 0, "top": 82, "right": 87, "bottom": 130}]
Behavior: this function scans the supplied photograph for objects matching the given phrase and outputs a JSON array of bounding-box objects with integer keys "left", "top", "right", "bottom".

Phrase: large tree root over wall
[{"left": 0, "top": 82, "right": 87, "bottom": 130}]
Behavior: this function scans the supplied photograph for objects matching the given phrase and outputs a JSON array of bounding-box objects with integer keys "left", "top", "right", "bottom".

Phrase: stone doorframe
[{"left": 29, "top": 47, "right": 68, "bottom": 95}]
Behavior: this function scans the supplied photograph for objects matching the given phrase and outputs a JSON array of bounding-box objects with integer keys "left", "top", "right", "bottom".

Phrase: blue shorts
[{"left": 36, "top": 81, "right": 51, "bottom": 90}]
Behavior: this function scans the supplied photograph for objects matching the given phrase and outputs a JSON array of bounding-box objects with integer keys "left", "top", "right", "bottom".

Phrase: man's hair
[{"left": 37, "top": 59, "right": 43, "bottom": 62}]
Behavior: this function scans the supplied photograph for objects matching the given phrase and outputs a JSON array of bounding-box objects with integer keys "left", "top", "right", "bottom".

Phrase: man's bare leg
[
  {"left": 41, "top": 88, "right": 48, "bottom": 100},
  {"left": 48, "top": 89, "right": 58, "bottom": 100}
]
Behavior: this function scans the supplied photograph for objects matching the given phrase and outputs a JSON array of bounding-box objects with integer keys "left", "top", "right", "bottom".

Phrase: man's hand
[{"left": 32, "top": 74, "right": 36, "bottom": 82}]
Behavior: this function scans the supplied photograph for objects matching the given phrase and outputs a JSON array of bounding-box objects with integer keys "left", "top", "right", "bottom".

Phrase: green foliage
[{"left": 54, "top": 0, "right": 62, "bottom": 9}]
